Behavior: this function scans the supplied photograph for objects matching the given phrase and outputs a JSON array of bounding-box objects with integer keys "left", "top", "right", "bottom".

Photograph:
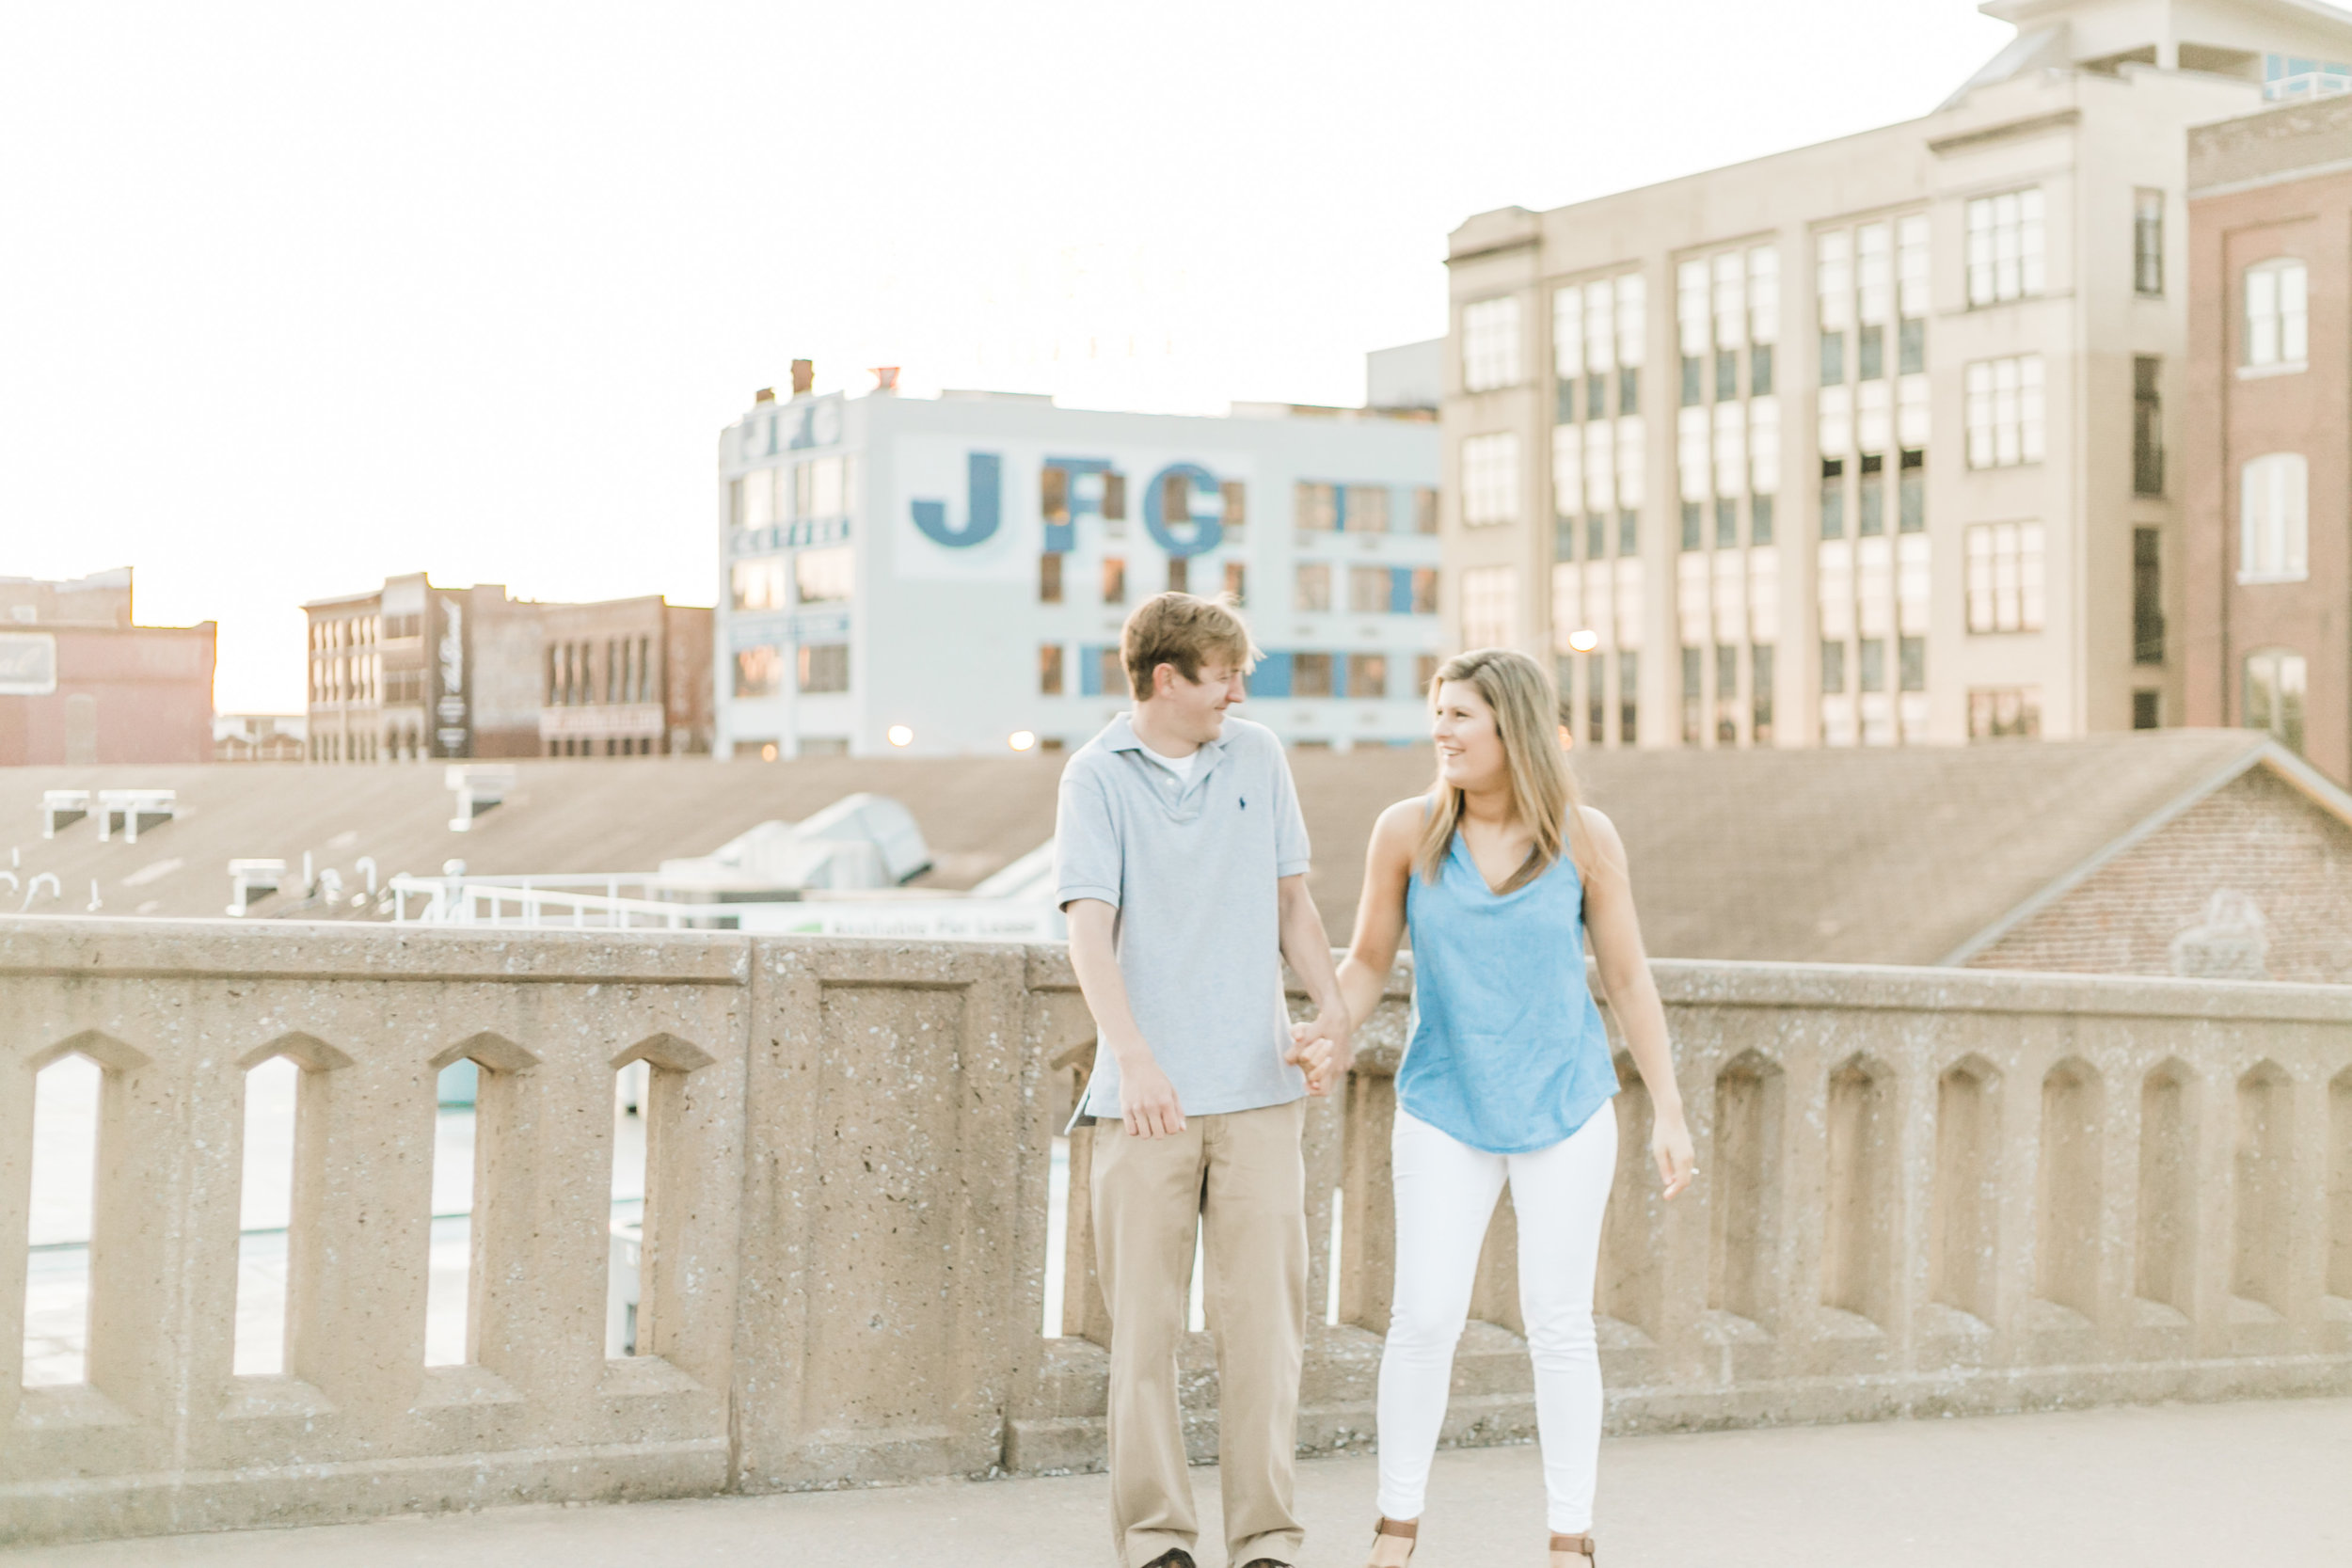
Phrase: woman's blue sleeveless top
[{"left": 1398, "top": 825, "right": 1619, "bottom": 1154}]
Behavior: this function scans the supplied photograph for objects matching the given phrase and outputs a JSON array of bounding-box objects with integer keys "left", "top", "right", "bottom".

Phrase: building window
[
  {"left": 1857, "top": 324, "right": 1883, "bottom": 383},
  {"left": 1349, "top": 485, "right": 1393, "bottom": 533},
  {"left": 1858, "top": 458, "right": 1884, "bottom": 537},
  {"left": 1754, "top": 493, "right": 1775, "bottom": 546},
  {"left": 1413, "top": 486, "right": 1439, "bottom": 534},
  {"left": 1899, "top": 636, "right": 1925, "bottom": 692},
  {"left": 1820, "top": 330, "right": 1845, "bottom": 387},
  {"left": 1681, "top": 356, "right": 1703, "bottom": 407},
  {"left": 2239, "top": 452, "right": 2309, "bottom": 581},
  {"left": 1751, "top": 343, "right": 1774, "bottom": 397},
  {"left": 1682, "top": 501, "right": 1703, "bottom": 551},
  {"left": 1898, "top": 319, "right": 1925, "bottom": 376},
  {"left": 2264, "top": 53, "right": 2352, "bottom": 100},
  {"left": 1462, "top": 295, "right": 1523, "bottom": 391},
  {"left": 1039, "top": 644, "right": 1064, "bottom": 695},
  {"left": 1820, "top": 457, "right": 1845, "bottom": 539},
  {"left": 2244, "top": 648, "right": 2306, "bottom": 752},
  {"left": 1418, "top": 653, "right": 1441, "bottom": 698},
  {"left": 1964, "top": 356, "right": 2045, "bottom": 468},
  {"left": 1347, "top": 654, "right": 1388, "bottom": 700},
  {"left": 1224, "top": 561, "right": 1247, "bottom": 605},
  {"left": 2244, "top": 259, "right": 2309, "bottom": 370},
  {"left": 1857, "top": 637, "right": 1885, "bottom": 693},
  {"left": 2133, "top": 357, "right": 2164, "bottom": 497},
  {"left": 1714, "top": 643, "right": 1738, "bottom": 743},
  {"left": 1752, "top": 643, "right": 1774, "bottom": 744},
  {"left": 1221, "top": 481, "right": 1248, "bottom": 535},
  {"left": 794, "top": 545, "right": 853, "bottom": 605},
  {"left": 1040, "top": 552, "right": 1064, "bottom": 604},
  {"left": 1166, "top": 557, "right": 1188, "bottom": 594},
  {"left": 1965, "top": 521, "right": 2046, "bottom": 633},
  {"left": 1462, "top": 433, "right": 1519, "bottom": 527},
  {"left": 797, "top": 642, "right": 849, "bottom": 694},
  {"left": 1820, "top": 639, "right": 1846, "bottom": 693},
  {"left": 1898, "top": 450, "right": 1925, "bottom": 533},
  {"left": 2134, "top": 527, "right": 2164, "bottom": 665},
  {"left": 733, "top": 645, "right": 782, "bottom": 699},
  {"left": 1101, "top": 557, "right": 1126, "bottom": 606},
  {"left": 1618, "top": 650, "right": 1640, "bottom": 745},
  {"left": 1295, "top": 483, "right": 1338, "bottom": 532},
  {"left": 1968, "top": 689, "right": 2042, "bottom": 739},
  {"left": 2134, "top": 690, "right": 2161, "bottom": 730},
  {"left": 1715, "top": 497, "right": 1739, "bottom": 549},
  {"left": 1461, "top": 564, "right": 1518, "bottom": 650},
  {"left": 1293, "top": 652, "right": 1335, "bottom": 698},
  {"left": 1965, "top": 188, "right": 2044, "bottom": 307},
  {"left": 1348, "top": 565, "right": 1391, "bottom": 616},
  {"left": 1411, "top": 567, "right": 1439, "bottom": 615},
  {"left": 2134, "top": 189, "right": 2164, "bottom": 296},
  {"left": 1680, "top": 646, "right": 1702, "bottom": 745},
  {"left": 1295, "top": 562, "right": 1332, "bottom": 612},
  {"left": 730, "top": 557, "right": 787, "bottom": 611}
]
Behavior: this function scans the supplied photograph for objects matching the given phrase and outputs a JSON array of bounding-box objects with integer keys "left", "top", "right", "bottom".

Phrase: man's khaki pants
[{"left": 1092, "top": 1099, "right": 1308, "bottom": 1568}]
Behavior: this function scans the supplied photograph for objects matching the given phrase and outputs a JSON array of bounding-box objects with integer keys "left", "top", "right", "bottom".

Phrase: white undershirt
[{"left": 1140, "top": 743, "right": 1199, "bottom": 785}]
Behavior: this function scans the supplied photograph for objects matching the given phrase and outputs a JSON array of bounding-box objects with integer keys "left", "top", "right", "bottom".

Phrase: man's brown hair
[{"left": 1121, "top": 591, "right": 1258, "bottom": 700}]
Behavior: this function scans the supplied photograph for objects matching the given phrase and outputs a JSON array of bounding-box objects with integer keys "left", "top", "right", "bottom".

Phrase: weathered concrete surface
[
  {"left": 5, "top": 917, "right": 2350, "bottom": 1548},
  {"left": 5, "top": 1398, "right": 2346, "bottom": 1567}
]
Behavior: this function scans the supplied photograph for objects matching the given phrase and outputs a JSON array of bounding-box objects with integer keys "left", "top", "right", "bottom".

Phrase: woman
[{"left": 1295, "top": 649, "right": 1694, "bottom": 1566}]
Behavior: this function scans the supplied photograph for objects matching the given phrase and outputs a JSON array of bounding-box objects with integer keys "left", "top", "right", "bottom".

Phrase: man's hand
[
  {"left": 1285, "top": 1011, "right": 1354, "bottom": 1098},
  {"left": 1119, "top": 1054, "right": 1185, "bottom": 1139}
]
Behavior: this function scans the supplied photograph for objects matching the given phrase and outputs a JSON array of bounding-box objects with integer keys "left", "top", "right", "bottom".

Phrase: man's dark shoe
[{"left": 1140, "top": 1552, "right": 1196, "bottom": 1568}]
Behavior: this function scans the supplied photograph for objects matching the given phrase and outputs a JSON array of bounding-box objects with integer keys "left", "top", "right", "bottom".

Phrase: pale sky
[{"left": 0, "top": 1, "right": 2011, "bottom": 712}]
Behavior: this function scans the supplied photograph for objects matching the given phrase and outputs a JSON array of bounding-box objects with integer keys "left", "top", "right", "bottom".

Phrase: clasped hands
[{"left": 1284, "top": 1010, "right": 1353, "bottom": 1098}]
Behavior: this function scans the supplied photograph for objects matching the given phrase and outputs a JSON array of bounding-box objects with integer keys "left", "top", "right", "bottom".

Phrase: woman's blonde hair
[{"left": 1415, "top": 648, "right": 1595, "bottom": 894}]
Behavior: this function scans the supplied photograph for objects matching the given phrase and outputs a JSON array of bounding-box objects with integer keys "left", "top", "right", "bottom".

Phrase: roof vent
[
  {"left": 41, "top": 789, "right": 89, "bottom": 838},
  {"left": 754, "top": 387, "right": 775, "bottom": 404},
  {"left": 99, "top": 788, "right": 175, "bottom": 843},
  {"left": 446, "top": 766, "right": 516, "bottom": 832}
]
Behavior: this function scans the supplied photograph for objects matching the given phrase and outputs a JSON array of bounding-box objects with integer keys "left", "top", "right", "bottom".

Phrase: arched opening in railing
[
  {"left": 1708, "top": 1049, "right": 1784, "bottom": 1328},
  {"left": 2035, "top": 1057, "right": 2104, "bottom": 1322},
  {"left": 1928, "top": 1055, "right": 1999, "bottom": 1326},
  {"left": 2135, "top": 1060, "right": 2195, "bottom": 1313},
  {"left": 229, "top": 1033, "right": 352, "bottom": 1382},
  {"left": 1820, "top": 1053, "right": 1895, "bottom": 1327},
  {"left": 608, "top": 1033, "right": 715, "bottom": 1364},
  {"left": 1597, "top": 1052, "right": 1661, "bottom": 1340},
  {"left": 422, "top": 1032, "right": 538, "bottom": 1367},
  {"left": 21, "top": 1052, "right": 100, "bottom": 1386},
  {"left": 2233, "top": 1061, "right": 2295, "bottom": 1313}
]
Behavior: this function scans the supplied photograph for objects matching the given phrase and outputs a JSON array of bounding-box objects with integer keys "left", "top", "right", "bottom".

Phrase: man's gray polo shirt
[{"left": 1055, "top": 712, "right": 1311, "bottom": 1118}]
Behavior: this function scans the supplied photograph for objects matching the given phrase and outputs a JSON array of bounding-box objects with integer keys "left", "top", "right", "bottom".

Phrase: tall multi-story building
[
  {"left": 0, "top": 568, "right": 215, "bottom": 765},
  {"left": 714, "top": 364, "right": 1440, "bottom": 758},
  {"left": 303, "top": 576, "right": 712, "bottom": 762},
  {"left": 1441, "top": 0, "right": 2352, "bottom": 750},
  {"left": 2182, "top": 88, "right": 2352, "bottom": 784}
]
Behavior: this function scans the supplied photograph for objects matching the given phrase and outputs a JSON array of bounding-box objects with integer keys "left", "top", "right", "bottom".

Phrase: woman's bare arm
[{"left": 1579, "top": 806, "right": 1695, "bottom": 1197}]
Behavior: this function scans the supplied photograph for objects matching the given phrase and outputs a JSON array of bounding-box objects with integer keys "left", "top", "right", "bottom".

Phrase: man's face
[{"left": 1154, "top": 658, "right": 1246, "bottom": 744}]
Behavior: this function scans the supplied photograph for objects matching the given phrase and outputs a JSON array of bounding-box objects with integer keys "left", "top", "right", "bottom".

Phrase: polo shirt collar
[{"left": 1104, "top": 711, "right": 1231, "bottom": 766}]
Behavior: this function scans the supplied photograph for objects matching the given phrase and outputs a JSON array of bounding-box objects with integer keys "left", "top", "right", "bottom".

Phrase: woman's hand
[
  {"left": 1287, "top": 1015, "right": 1352, "bottom": 1097},
  {"left": 1650, "top": 1104, "right": 1696, "bottom": 1199}
]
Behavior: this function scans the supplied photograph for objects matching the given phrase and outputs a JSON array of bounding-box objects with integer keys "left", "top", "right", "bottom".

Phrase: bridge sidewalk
[{"left": 8, "top": 1398, "right": 2347, "bottom": 1567}]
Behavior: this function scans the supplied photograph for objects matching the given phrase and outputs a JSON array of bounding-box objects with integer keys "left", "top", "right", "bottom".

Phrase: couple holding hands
[{"left": 1057, "top": 592, "right": 1695, "bottom": 1568}]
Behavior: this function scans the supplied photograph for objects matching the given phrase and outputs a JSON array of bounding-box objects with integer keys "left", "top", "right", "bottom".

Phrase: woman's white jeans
[{"left": 1375, "top": 1102, "right": 1618, "bottom": 1535}]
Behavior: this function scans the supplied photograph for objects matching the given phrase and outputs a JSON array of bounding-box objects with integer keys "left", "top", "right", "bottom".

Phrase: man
[{"left": 1056, "top": 591, "right": 1353, "bottom": 1568}]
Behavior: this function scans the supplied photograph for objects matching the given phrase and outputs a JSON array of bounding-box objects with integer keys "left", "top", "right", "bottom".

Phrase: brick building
[
  {"left": 2181, "top": 92, "right": 2352, "bottom": 785},
  {"left": 304, "top": 576, "right": 713, "bottom": 762},
  {"left": 0, "top": 568, "right": 215, "bottom": 765}
]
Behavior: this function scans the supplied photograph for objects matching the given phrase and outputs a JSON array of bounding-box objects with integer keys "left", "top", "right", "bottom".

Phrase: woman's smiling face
[{"left": 1432, "top": 678, "right": 1507, "bottom": 792}]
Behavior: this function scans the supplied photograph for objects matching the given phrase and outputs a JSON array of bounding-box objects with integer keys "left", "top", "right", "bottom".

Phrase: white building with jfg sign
[{"left": 715, "top": 372, "right": 1443, "bottom": 758}]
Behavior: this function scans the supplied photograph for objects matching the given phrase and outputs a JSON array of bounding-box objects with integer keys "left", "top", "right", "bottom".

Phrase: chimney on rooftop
[
  {"left": 790, "top": 359, "right": 815, "bottom": 397},
  {"left": 871, "top": 366, "right": 900, "bottom": 393},
  {"left": 754, "top": 387, "right": 775, "bottom": 404}
]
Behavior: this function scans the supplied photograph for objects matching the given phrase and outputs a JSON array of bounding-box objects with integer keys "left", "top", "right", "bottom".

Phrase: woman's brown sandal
[
  {"left": 1365, "top": 1515, "right": 1418, "bottom": 1564},
  {"left": 1550, "top": 1531, "right": 1597, "bottom": 1561}
]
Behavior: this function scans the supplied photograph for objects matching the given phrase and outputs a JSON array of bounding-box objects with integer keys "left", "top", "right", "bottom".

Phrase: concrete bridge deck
[{"left": 9, "top": 1398, "right": 2346, "bottom": 1568}]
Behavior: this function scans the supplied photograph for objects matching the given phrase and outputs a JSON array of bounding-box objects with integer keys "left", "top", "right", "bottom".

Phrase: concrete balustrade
[{"left": 4, "top": 917, "right": 2348, "bottom": 1547}]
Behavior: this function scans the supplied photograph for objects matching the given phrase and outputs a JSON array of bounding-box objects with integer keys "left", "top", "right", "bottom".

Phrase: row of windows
[
  {"left": 1040, "top": 646, "right": 1439, "bottom": 702},
  {"left": 1558, "top": 651, "right": 1643, "bottom": 747},
  {"left": 1818, "top": 636, "right": 1925, "bottom": 695},
  {"left": 548, "top": 636, "right": 657, "bottom": 707},
  {"left": 731, "top": 455, "right": 850, "bottom": 531},
  {"left": 1671, "top": 642, "right": 1776, "bottom": 747},
  {"left": 1040, "top": 553, "right": 1243, "bottom": 606},
  {"left": 734, "top": 642, "right": 847, "bottom": 699},
  {"left": 1296, "top": 482, "right": 1440, "bottom": 535},
  {"left": 730, "top": 546, "right": 853, "bottom": 612},
  {"left": 1819, "top": 451, "right": 1926, "bottom": 539},
  {"left": 1295, "top": 563, "right": 1440, "bottom": 616}
]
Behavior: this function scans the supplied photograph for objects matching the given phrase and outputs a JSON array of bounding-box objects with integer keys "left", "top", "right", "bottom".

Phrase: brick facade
[{"left": 1968, "top": 766, "right": 2352, "bottom": 983}]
